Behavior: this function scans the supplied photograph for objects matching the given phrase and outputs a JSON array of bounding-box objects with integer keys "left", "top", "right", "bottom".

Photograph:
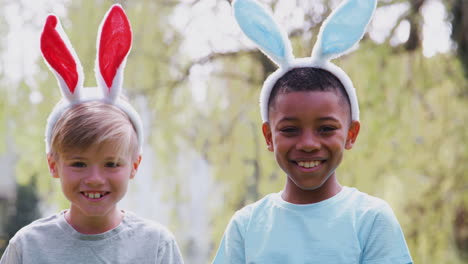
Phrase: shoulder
[
  {"left": 212, "top": 194, "right": 279, "bottom": 263},
  {"left": 343, "top": 190, "right": 413, "bottom": 262},
  {"left": 123, "top": 211, "right": 177, "bottom": 243},
  {"left": 10, "top": 213, "right": 61, "bottom": 242},
  {"left": 345, "top": 190, "right": 410, "bottom": 243},
  {"left": 224, "top": 193, "right": 279, "bottom": 236},
  {"left": 120, "top": 212, "right": 183, "bottom": 261},
  {"left": 7, "top": 213, "right": 62, "bottom": 253},
  {"left": 343, "top": 187, "right": 388, "bottom": 206},
  {"left": 231, "top": 193, "right": 278, "bottom": 223},
  {"left": 342, "top": 187, "right": 394, "bottom": 216},
  {"left": 336, "top": 187, "right": 404, "bottom": 235}
]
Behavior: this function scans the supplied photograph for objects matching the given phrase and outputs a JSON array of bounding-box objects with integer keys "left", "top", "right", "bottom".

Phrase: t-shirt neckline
[
  {"left": 57, "top": 210, "right": 129, "bottom": 241},
  {"left": 274, "top": 186, "right": 354, "bottom": 211}
]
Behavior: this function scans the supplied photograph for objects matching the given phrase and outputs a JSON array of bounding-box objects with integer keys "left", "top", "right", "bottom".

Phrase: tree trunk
[
  {"left": 405, "top": 0, "right": 426, "bottom": 51},
  {"left": 451, "top": 0, "right": 468, "bottom": 79}
]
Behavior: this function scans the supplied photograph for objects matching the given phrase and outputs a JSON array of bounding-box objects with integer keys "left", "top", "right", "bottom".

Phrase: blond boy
[{"left": 0, "top": 5, "right": 183, "bottom": 264}]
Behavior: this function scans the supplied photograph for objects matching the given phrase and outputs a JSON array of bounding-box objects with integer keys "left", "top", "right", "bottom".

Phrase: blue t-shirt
[{"left": 213, "top": 186, "right": 413, "bottom": 264}]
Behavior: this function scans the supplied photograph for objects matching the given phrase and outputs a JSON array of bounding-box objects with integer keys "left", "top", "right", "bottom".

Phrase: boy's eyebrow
[
  {"left": 105, "top": 155, "right": 129, "bottom": 161},
  {"left": 278, "top": 116, "right": 298, "bottom": 122},
  {"left": 316, "top": 116, "right": 340, "bottom": 122},
  {"left": 104, "top": 157, "right": 121, "bottom": 161},
  {"left": 277, "top": 116, "right": 341, "bottom": 123},
  {"left": 63, "top": 155, "right": 86, "bottom": 160}
]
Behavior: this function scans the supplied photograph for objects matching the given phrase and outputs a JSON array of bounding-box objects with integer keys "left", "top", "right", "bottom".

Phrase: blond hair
[{"left": 50, "top": 101, "right": 138, "bottom": 160}]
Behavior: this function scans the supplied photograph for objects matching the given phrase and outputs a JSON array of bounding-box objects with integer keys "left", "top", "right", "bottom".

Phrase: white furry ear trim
[
  {"left": 317, "top": 62, "right": 360, "bottom": 121},
  {"left": 95, "top": 4, "right": 132, "bottom": 103},
  {"left": 115, "top": 98, "right": 144, "bottom": 154}
]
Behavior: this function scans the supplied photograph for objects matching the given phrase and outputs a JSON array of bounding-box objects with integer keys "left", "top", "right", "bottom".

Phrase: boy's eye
[
  {"left": 105, "top": 162, "right": 120, "bottom": 168},
  {"left": 70, "top": 162, "right": 86, "bottom": 168},
  {"left": 279, "top": 127, "right": 299, "bottom": 135},
  {"left": 318, "top": 126, "right": 337, "bottom": 133}
]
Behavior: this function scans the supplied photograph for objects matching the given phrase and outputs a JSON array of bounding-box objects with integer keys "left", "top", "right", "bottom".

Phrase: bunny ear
[
  {"left": 312, "top": 0, "right": 377, "bottom": 61},
  {"left": 95, "top": 4, "right": 132, "bottom": 102},
  {"left": 40, "top": 15, "right": 83, "bottom": 102},
  {"left": 233, "top": 0, "right": 293, "bottom": 67}
]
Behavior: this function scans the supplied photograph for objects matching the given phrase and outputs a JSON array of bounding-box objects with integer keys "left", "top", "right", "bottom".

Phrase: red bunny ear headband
[{"left": 41, "top": 4, "right": 143, "bottom": 154}]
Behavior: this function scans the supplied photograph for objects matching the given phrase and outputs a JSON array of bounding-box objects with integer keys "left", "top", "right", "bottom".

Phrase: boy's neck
[
  {"left": 65, "top": 207, "right": 124, "bottom": 235},
  {"left": 282, "top": 175, "right": 342, "bottom": 204}
]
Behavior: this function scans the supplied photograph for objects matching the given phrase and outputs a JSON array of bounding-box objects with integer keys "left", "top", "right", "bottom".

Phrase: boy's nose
[
  {"left": 83, "top": 167, "right": 105, "bottom": 186},
  {"left": 297, "top": 131, "right": 320, "bottom": 152}
]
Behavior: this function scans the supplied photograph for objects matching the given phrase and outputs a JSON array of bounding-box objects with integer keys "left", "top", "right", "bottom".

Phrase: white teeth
[
  {"left": 297, "top": 161, "right": 320, "bottom": 168},
  {"left": 84, "top": 192, "right": 103, "bottom": 199}
]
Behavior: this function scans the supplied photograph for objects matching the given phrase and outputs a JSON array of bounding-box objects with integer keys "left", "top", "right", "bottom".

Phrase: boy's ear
[
  {"left": 47, "top": 153, "right": 60, "bottom": 178},
  {"left": 262, "top": 122, "right": 274, "bottom": 152},
  {"left": 130, "top": 155, "right": 142, "bottom": 179},
  {"left": 345, "top": 120, "right": 360, "bottom": 150}
]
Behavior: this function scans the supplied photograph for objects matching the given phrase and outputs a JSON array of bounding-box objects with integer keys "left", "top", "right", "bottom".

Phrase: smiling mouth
[
  {"left": 81, "top": 192, "right": 110, "bottom": 199},
  {"left": 296, "top": 160, "right": 323, "bottom": 168}
]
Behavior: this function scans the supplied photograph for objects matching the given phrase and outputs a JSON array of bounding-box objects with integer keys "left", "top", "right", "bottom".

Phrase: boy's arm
[
  {"left": 360, "top": 202, "right": 413, "bottom": 264},
  {"left": 212, "top": 211, "right": 247, "bottom": 264},
  {"left": 157, "top": 239, "right": 184, "bottom": 264},
  {"left": 0, "top": 242, "right": 21, "bottom": 264}
]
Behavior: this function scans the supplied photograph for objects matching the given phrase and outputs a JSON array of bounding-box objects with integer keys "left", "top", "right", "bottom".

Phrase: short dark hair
[{"left": 268, "top": 67, "right": 351, "bottom": 120}]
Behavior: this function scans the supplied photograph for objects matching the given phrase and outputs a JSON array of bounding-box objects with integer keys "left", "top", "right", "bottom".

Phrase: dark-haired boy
[
  {"left": 213, "top": 67, "right": 413, "bottom": 263},
  {"left": 214, "top": 0, "right": 413, "bottom": 262}
]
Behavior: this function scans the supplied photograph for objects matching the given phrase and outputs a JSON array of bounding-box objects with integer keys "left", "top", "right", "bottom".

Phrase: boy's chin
[
  {"left": 288, "top": 174, "right": 334, "bottom": 191},
  {"left": 293, "top": 180, "right": 326, "bottom": 191}
]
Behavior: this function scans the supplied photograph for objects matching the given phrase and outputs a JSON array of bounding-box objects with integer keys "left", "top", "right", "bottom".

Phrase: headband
[
  {"left": 40, "top": 4, "right": 143, "bottom": 154},
  {"left": 232, "top": 0, "right": 377, "bottom": 122}
]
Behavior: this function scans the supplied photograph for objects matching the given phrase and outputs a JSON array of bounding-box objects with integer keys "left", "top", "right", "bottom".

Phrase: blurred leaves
[{"left": 0, "top": 0, "right": 467, "bottom": 263}]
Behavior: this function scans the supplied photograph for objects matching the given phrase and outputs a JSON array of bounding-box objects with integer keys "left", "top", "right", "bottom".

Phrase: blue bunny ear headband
[{"left": 232, "top": 0, "right": 377, "bottom": 122}]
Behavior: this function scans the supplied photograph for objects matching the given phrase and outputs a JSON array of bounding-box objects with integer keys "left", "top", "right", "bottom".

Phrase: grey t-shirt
[{"left": 0, "top": 210, "right": 184, "bottom": 264}]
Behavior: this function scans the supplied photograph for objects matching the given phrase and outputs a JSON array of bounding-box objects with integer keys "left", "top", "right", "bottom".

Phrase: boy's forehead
[
  {"left": 270, "top": 90, "right": 351, "bottom": 122},
  {"left": 61, "top": 140, "right": 126, "bottom": 157},
  {"left": 273, "top": 90, "right": 343, "bottom": 107}
]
